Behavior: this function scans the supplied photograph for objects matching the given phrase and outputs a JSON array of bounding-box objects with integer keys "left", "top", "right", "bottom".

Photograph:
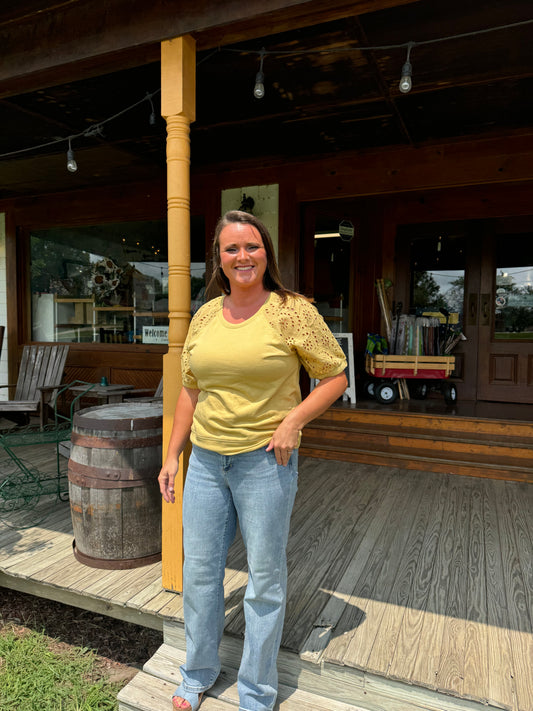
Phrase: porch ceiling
[{"left": 0, "top": 0, "right": 532, "bottom": 200}]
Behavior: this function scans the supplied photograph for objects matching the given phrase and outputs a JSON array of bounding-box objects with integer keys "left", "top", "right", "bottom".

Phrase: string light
[
  {"left": 66, "top": 138, "right": 77, "bottom": 173},
  {"left": 399, "top": 42, "right": 414, "bottom": 94},
  {"left": 146, "top": 92, "right": 156, "bottom": 125},
  {"left": 253, "top": 49, "right": 266, "bottom": 99},
  {"left": 0, "top": 17, "right": 530, "bottom": 167},
  {"left": 223, "top": 18, "right": 533, "bottom": 96},
  {"left": 0, "top": 89, "right": 161, "bottom": 164}
]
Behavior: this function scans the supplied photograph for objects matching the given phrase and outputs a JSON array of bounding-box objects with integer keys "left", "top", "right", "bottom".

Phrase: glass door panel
[{"left": 494, "top": 238, "right": 533, "bottom": 340}]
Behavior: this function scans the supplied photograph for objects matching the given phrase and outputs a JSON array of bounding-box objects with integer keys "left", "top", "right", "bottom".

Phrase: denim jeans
[{"left": 179, "top": 444, "right": 298, "bottom": 711}]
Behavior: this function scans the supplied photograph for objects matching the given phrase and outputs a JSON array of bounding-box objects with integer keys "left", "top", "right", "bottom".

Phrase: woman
[{"left": 158, "top": 210, "right": 347, "bottom": 711}]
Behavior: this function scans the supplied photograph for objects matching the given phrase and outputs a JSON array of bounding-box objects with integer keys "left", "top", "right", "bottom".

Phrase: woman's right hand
[
  {"left": 158, "top": 458, "right": 179, "bottom": 504},
  {"left": 158, "top": 386, "right": 200, "bottom": 504}
]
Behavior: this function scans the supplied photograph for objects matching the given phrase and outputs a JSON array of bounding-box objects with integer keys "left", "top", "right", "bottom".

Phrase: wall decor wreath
[{"left": 91, "top": 258, "right": 123, "bottom": 304}]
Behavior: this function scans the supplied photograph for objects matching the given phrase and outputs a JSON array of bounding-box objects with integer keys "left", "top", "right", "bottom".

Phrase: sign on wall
[{"left": 143, "top": 326, "right": 169, "bottom": 344}]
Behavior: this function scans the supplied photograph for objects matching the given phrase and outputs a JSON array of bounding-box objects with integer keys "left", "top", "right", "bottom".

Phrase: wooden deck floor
[{"left": 1, "top": 445, "right": 532, "bottom": 711}]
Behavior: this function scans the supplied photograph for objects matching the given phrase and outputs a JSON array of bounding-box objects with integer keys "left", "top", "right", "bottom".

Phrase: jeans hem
[{"left": 175, "top": 682, "right": 215, "bottom": 696}]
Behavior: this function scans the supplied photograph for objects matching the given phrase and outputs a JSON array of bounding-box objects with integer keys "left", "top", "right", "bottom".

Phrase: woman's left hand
[
  {"left": 266, "top": 420, "right": 301, "bottom": 466},
  {"left": 265, "top": 372, "right": 348, "bottom": 466}
]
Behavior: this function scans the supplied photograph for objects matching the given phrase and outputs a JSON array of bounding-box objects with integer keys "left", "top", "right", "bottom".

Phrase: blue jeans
[{"left": 179, "top": 444, "right": 298, "bottom": 711}]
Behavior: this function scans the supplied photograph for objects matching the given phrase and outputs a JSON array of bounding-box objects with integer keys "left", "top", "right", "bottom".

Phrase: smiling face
[{"left": 218, "top": 222, "right": 267, "bottom": 293}]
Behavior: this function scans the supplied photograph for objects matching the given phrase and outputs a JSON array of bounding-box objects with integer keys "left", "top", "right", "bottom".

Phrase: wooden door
[
  {"left": 398, "top": 218, "right": 533, "bottom": 404},
  {"left": 475, "top": 221, "right": 533, "bottom": 403}
]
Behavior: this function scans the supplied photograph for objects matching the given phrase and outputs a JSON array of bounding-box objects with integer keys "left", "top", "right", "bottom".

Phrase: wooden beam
[
  {"left": 194, "top": 0, "right": 420, "bottom": 51},
  {"left": 192, "top": 133, "right": 533, "bottom": 201},
  {"left": 0, "top": 45, "right": 161, "bottom": 100},
  {"left": 0, "top": 180, "right": 166, "bottom": 228},
  {"left": 160, "top": 35, "right": 196, "bottom": 594},
  {"left": 0, "top": 0, "right": 419, "bottom": 98}
]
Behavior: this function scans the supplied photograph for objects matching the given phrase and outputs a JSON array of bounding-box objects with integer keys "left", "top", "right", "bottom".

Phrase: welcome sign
[{"left": 143, "top": 326, "right": 169, "bottom": 344}]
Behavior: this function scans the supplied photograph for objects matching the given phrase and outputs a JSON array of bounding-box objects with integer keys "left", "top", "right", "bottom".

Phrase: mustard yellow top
[{"left": 181, "top": 292, "right": 347, "bottom": 455}]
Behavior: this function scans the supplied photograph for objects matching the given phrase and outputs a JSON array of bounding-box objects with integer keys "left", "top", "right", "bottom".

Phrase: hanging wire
[
  {"left": 0, "top": 88, "right": 161, "bottom": 160},
  {"left": 0, "top": 17, "right": 531, "bottom": 163},
  {"left": 222, "top": 18, "right": 533, "bottom": 57}
]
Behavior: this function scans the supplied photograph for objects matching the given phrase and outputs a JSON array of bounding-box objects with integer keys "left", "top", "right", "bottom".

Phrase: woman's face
[{"left": 218, "top": 222, "right": 267, "bottom": 292}]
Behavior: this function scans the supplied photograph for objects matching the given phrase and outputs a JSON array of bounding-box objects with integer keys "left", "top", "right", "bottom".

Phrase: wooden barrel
[{"left": 68, "top": 401, "right": 162, "bottom": 569}]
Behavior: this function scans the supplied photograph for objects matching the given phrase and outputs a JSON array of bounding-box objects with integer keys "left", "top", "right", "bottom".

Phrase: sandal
[{"left": 172, "top": 686, "right": 204, "bottom": 711}]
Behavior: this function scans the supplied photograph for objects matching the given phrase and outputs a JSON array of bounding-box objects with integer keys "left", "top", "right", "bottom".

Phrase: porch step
[
  {"left": 300, "top": 409, "right": 533, "bottom": 481},
  {"left": 118, "top": 644, "right": 371, "bottom": 711},
  {"left": 118, "top": 640, "right": 506, "bottom": 711},
  {"left": 118, "top": 671, "right": 235, "bottom": 711}
]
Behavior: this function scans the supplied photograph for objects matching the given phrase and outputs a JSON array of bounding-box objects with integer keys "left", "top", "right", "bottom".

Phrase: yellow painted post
[{"left": 161, "top": 35, "right": 196, "bottom": 592}]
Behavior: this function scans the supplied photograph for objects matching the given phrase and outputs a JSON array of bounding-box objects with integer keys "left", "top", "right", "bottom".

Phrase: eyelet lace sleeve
[
  {"left": 181, "top": 297, "right": 222, "bottom": 388},
  {"left": 264, "top": 294, "right": 347, "bottom": 379}
]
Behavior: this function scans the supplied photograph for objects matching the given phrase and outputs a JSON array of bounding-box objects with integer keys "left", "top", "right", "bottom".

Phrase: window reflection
[
  {"left": 494, "top": 269, "right": 533, "bottom": 338},
  {"left": 30, "top": 219, "right": 205, "bottom": 344},
  {"left": 409, "top": 232, "right": 466, "bottom": 332},
  {"left": 494, "top": 233, "right": 533, "bottom": 340}
]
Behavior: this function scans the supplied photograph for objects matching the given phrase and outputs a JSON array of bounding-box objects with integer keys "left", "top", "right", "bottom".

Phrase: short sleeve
[
  {"left": 278, "top": 296, "right": 347, "bottom": 380},
  {"left": 181, "top": 326, "right": 198, "bottom": 389},
  {"left": 180, "top": 297, "right": 221, "bottom": 389}
]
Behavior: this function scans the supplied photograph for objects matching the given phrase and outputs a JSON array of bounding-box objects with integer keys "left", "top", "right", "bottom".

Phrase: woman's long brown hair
[{"left": 205, "top": 210, "right": 297, "bottom": 302}]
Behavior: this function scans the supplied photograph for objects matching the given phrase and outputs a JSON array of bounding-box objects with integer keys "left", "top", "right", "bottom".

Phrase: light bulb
[
  {"left": 66, "top": 147, "right": 78, "bottom": 173},
  {"left": 399, "top": 59, "right": 413, "bottom": 94},
  {"left": 254, "top": 71, "right": 265, "bottom": 99},
  {"left": 147, "top": 93, "right": 156, "bottom": 125}
]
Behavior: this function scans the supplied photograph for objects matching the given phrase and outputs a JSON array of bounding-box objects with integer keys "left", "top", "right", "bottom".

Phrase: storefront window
[{"left": 30, "top": 219, "right": 205, "bottom": 344}]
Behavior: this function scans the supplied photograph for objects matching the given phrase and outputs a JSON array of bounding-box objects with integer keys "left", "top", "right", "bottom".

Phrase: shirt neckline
[{"left": 218, "top": 292, "right": 272, "bottom": 328}]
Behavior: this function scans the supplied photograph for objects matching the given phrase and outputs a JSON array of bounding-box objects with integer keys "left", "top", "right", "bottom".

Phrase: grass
[{"left": 0, "top": 626, "right": 122, "bottom": 711}]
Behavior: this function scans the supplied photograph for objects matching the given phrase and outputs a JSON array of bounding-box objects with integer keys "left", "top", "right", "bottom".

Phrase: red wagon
[{"left": 365, "top": 353, "right": 457, "bottom": 404}]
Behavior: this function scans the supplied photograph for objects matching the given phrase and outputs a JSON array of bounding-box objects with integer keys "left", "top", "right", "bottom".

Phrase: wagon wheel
[
  {"left": 363, "top": 378, "right": 376, "bottom": 399},
  {"left": 0, "top": 469, "right": 45, "bottom": 529},
  {"left": 409, "top": 381, "right": 428, "bottom": 399},
  {"left": 375, "top": 381, "right": 399, "bottom": 404},
  {"left": 442, "top": 382, "right": 458, "bottom": 405}
]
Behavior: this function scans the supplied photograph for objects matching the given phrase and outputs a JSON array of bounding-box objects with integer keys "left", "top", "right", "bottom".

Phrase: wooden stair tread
[
  {"left": 311, "top": 417, "right": 533, "bottom": 447},
  {"left": 299, "top": 446, "right": 533, "bottom": 481},
  {"left": 300, "top": 440, "right": 533, "bottom": 474},
  {"left": 304, "top": 425, "right": 533, "bottom": 455},
  {"left": 324, "top": 407, "right": 533, "bottom": 438},
  {"left": 118, "top": 671, "right": 234, "bottom": 711},
  {"left": 120, "top": 642, "right": 505, "bottom": 711},
  {"left": 301, "top": 434, "right": 533, "bottom": 468},
  {"left": 119, "top": 645, "right": 371, "bottom": 711}
]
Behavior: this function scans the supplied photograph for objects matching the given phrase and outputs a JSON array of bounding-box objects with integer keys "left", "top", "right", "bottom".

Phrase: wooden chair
[
  {"left": 126, "top": 376, "right": 163, "bottom": 403},
  {"left": 0, "top": 344, "right": 69, "bottom": 428}
]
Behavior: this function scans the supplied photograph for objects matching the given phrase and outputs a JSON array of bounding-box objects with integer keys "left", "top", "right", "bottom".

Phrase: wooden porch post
[{"left": 160, "top": 34, "right": 196, "bottom": 592}]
